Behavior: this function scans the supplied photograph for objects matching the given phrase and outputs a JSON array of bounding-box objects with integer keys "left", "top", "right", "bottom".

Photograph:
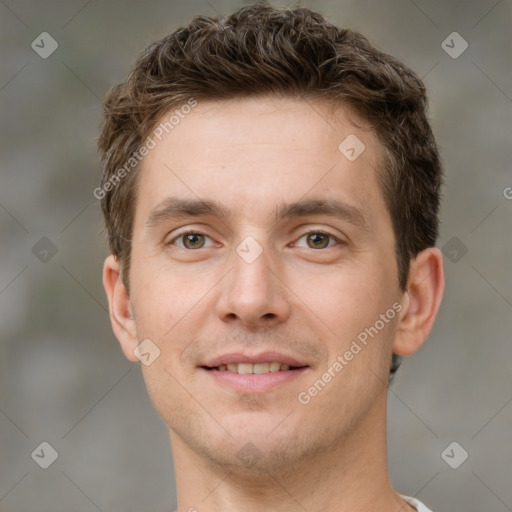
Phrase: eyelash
[{"left": 168, "top": 229, "right": 341, "bottom": 249}]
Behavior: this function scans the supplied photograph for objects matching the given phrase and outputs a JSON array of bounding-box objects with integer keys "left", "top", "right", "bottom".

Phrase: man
[{"left": 98, "top": 4, "right": 444, "bottom": 511}]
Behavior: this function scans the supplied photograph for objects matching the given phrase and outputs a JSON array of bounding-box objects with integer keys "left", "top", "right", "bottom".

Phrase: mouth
[
  {"left": 203, "top": 362, "right": 305, "bottom": 374},
  {"left": 199, "top": 352, "right": 310, "bottom": 392}
]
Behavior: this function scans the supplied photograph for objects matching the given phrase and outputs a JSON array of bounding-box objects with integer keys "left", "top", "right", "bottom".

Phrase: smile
[
  {"left": 200, "top": 353, "right": 310, "bottom": 392},
  {"left": 208, "top": 362, "right": 298, "bottom": 374}
]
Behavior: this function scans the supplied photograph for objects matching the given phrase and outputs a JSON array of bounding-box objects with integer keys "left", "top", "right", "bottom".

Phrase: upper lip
[{"left": 201, "top": 351, "right": 309, "bottom": 368}]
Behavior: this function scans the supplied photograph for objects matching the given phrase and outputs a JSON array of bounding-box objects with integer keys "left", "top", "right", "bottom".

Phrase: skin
[{"left": 103, "top": 96, "right": 444, "bottom": 512}]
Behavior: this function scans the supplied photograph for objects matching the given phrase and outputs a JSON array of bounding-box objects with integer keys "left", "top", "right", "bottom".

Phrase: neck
[{"left": 170, "top": 389, "right": 412, "bottom": 512}]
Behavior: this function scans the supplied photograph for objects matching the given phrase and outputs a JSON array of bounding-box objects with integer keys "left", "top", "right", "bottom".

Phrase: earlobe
[
  {"left": 393, "top": 247, "right": 445, "bottom": 356},
  {"left": 102, "top": 255, "right": 139, "bottom": 362}
]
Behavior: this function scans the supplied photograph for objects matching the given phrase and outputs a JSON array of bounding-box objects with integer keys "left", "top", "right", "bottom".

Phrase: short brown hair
[{"left": 97, "top": 3, "right": 442, "bottom": 377}]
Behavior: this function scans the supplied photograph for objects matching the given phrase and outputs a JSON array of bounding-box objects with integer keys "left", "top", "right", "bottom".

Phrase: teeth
[
  {"left": 269, "top": 362, "right": 281, "bottom": 372},
  {"left": 215, "top": 362, "right": 295, "bottom": 374},
  {"left": 253, "top": 363, "right": 270, "bottom": 374},
  {"left": 237, "top": 363, "right": 253, "bottom": 375}
]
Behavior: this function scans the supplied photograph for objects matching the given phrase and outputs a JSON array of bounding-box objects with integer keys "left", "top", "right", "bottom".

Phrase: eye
[
  {"left": 295, "top": 231, "right": 340, "bottom": 249},
  {"left": 169, "top": 231, "right": 216, "bottom": 250}
]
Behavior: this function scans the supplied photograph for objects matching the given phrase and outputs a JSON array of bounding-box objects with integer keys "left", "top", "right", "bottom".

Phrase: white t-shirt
[
  {"left": 171, "top": 495, "right": 433, "bottom": 512},
  {"left": 401, "top": 494, "right": 434, "bottom": 511}
]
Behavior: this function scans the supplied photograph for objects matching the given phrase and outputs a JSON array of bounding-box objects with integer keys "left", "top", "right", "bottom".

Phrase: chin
[
  {"left": 204, "top": 438, "right": 309, "bottom": 478},
  {"left": 203, "top": 422, "right": 324, "bottom": 475}
]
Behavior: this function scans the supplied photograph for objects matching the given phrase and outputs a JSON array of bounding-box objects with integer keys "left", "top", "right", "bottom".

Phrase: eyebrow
[
  {"left": 145, "top": 196, "right": 370, "bottom": 231},
  {"left": 274, "top": 198, "right": 370, "bottom": 231}
]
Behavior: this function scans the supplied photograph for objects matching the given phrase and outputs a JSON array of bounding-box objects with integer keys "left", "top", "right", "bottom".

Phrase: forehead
[
  {"left": 145, "top": 96, "right": 381, "bottom": 166},
  {"left": 135, "top": 96, "right": 386, "bottom": 225}
]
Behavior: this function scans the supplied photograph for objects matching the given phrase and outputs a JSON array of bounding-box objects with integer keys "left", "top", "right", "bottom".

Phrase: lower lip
[{"left": 201, "top": 367, "right": 309, "bottom": 393}]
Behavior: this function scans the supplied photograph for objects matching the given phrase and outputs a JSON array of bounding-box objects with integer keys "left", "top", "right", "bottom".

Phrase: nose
[{"left": 215, "top": 242, "right": 291, "bottom": 329}]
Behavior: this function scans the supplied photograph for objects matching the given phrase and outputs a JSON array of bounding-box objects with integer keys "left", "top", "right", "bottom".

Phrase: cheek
[
  {"left": 296, "top": 260, "right": 398, "bottom": 364},
  {"left": 131, "top": 260, "right": 180, "bottom": 341},
  {"left": 298, "top": 263, "right": 384, "bottom": 320},
  {"left": 130, "top": 258, "right": 218, "bottom": 360}
]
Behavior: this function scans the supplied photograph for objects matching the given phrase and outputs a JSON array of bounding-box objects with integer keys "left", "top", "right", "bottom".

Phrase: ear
[
  {"left": 102, "top": 254, "right": 139, "bottom": 362},
  {"left": 393, "top": 247, "right": 445, "bottom": 356}
]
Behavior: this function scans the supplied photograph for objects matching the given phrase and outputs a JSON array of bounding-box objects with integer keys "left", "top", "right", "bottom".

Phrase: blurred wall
[{"left": 1, "top": 1, "right": 511, "bottom": 510}]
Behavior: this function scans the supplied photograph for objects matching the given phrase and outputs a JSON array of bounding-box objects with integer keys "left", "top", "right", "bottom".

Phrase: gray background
[{"left": 1, "top": 0, "right": 511, "bottom": 510}]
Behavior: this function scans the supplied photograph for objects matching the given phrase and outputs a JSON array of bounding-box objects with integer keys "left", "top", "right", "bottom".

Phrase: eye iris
[
  {"left": 307, "top": 233, "right": 329, "bottom": 249},
  {"left": 183, "top": 233, "right": 205, "bottom": 249}
]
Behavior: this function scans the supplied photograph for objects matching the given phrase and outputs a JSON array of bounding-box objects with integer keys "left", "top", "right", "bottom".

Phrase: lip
[
  {"left": 201, "top": 351, "right": 308, "bottom": 368},
  {"left": 200, "top": 366, "right": 310, "bottom": 393},
  {"left": 199, "top": 350, "right": 310, "bottom": 393}
]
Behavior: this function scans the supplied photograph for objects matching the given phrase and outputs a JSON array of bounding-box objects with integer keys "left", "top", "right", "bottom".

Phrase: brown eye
[
  {"left": 183, "top": 233, "right": 205, "bottom": 249},
  {"left": 171, "top": 232, "right": 213, "bottom": 249},
  {"left": 294, "top": 231, "right": 339, "bottom": 250},
  {"left": 306, "top": 232, "right": 331, "bottom": 249}
]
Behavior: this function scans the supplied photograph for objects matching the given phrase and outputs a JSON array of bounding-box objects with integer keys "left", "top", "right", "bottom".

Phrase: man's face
[{"left": 127, "top": 97, "right": 405, "bottom": 471}]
